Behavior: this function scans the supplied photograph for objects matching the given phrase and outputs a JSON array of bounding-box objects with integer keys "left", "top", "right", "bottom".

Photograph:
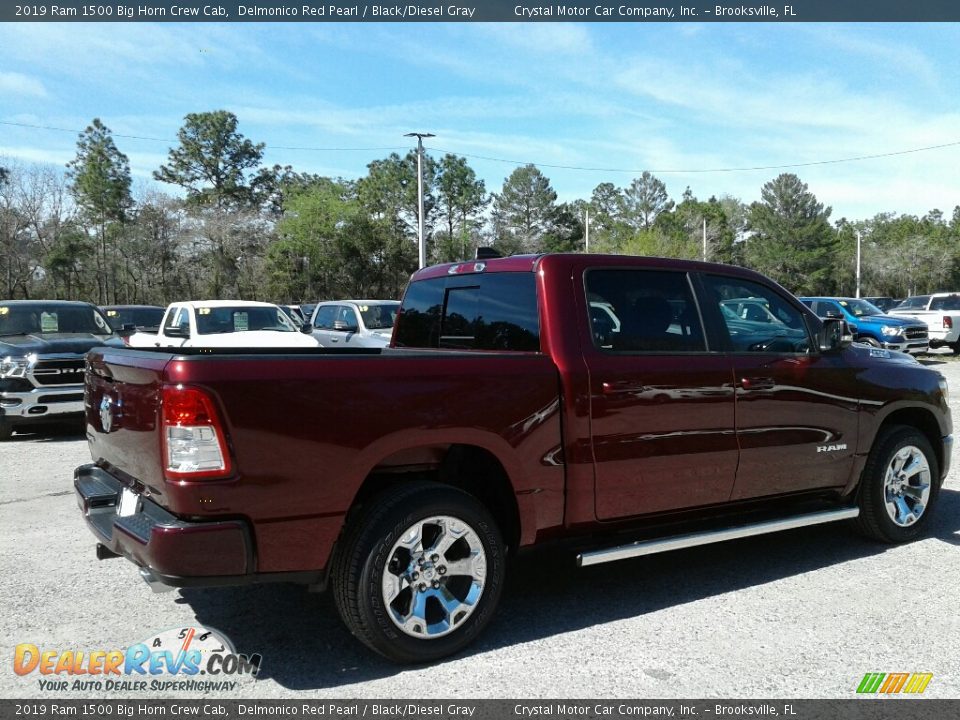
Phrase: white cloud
[{"left": 0, "top": 71, "right": 47, "bottom": 98}]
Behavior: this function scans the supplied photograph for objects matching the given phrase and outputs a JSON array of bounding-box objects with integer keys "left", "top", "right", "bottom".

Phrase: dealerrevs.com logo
[
  {"left": 856, "top": 673, "right": 933, "bottom": 694},
  {"left": 14, "top": 626, "right": 262, "bottom": 693}
]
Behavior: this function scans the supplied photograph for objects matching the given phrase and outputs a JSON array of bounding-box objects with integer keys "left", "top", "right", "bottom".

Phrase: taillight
[
  {"left": 161, "top": 384, "right": 232, "bottom": 480},
  {"left": 944, "top": 317, "right": 953, "bottom": 329}
]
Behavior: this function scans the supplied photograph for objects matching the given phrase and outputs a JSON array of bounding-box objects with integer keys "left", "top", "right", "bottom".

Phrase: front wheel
[
  {"left": 855, "top": 425, "right": 940, "bottom": 543},
  {"left": 332, "top": 482, "right": 505, "bottom": 664},
  {"left": 859, "top": 336, "right": 881, "bottom": 348}
]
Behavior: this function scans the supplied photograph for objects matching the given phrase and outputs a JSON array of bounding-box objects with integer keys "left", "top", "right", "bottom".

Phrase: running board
[{"left": 577, "top": 507, "right": 860, "bottom": 567}]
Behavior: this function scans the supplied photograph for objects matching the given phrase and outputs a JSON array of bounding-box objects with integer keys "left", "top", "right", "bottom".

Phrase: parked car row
[
  {"left": 0, "top": 294, "right": 402, "bottom": 440},
  {"left": 2, "top": 281, "right": 959, "bottom": 441}
]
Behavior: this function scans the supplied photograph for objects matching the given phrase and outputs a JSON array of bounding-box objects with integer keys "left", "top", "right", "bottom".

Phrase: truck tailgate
[{"left": 85, "top": 347, "right": 173, "bottom": 497}]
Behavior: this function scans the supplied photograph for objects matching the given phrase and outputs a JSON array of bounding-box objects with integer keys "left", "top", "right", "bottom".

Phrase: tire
[
  {"left": 950, "top": 343, "right": 960, "bottom": 355},
  {"left": 855, "top": 425, "right": 940, "bottom": 543},
  {"left": 859, "top": 336, "right": 881, "bottom": 348},
  {"left": 331, "top": 482, "right": 505, "bottom": 664},
  {"left": 0, "top": 420, "right": 11, "bottom": 441}
]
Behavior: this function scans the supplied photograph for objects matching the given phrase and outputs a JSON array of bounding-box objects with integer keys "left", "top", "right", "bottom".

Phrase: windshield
[
  {"left": 0, "top": 304, "right": 113, "bottom": 336},
  {"left": 838, "top": 299, "right": 883, "bottom": 317},
  {"left": 195, "top": 306, "right": 297, "bottom": 334},
  {"left": 359, "top": 302, "right": 400, "bottom": 330},
  {"left": 104, "top": 307, "right": 165, "bottom": 331}
]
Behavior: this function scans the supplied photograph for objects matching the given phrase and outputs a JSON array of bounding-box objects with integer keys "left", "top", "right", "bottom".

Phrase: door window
[
  {"left": 704, "top": 276, "right": 811, "bottom": 354},
  {"left": 313, "top": 305, "right": 338, "bottom": 330},
  {"left": 584, "top": 269, "right": 706, "bottom": 352}
]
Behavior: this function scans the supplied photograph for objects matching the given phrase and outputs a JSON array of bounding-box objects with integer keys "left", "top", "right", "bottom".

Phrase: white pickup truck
[
  {"left": 888, "top": 293, "right": 960, "bottom": 353},
  {"left": 127, "top": 300, "right": 319, "bottom": 348}
]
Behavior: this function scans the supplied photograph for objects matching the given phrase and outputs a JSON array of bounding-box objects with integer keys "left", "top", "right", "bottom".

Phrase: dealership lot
[{"left": 1, "top": 355, "right": 958, "bottom": 699}]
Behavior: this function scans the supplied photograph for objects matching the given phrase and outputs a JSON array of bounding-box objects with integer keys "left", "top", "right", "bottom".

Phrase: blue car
[{"left": 799, "top": 297, "right": 929, "bottom": 354}]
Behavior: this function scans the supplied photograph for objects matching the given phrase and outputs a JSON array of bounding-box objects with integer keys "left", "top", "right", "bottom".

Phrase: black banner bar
[
  {"left": 2, "top": 700, "right": 958, "bottom": 720},
  {"left": 3, "top": 1, "right": 960, "bottom": 23}
]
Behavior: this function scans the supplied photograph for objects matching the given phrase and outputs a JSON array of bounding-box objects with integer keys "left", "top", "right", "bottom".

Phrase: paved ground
[{"left": 1, "top": 353, "right": 958, "bottom": 700}]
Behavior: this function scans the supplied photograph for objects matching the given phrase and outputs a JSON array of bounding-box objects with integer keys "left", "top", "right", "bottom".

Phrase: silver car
[{"left": 308, "top": 300, "right": 400, "bottom": 348}]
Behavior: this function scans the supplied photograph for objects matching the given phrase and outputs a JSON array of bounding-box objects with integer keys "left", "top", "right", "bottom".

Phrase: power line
[
  {"left": 427, "top": 141, "right": 960, "bottom": 175},
  {"left": 2, "top": 119, "right": 958, "bottom": 175}
]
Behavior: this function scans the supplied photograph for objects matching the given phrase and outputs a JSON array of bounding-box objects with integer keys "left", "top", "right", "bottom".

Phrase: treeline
[{"left": 2, "top": 111, "right": 959, "bottom": 305}]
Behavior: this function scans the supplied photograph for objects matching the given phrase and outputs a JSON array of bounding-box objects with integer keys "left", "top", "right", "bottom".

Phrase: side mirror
[
  {"left": 333, "top": 319, "right": 358, "bottom": 333},
  {"left": 165, "top": 326, "right": 190, "bottom": 338},
  {"left": 117, "top": 323, "right": 137, "bottom": 339},
  {"left": 819, "top": 317, "right": 853, "bottom": 352},
  {"left": 300, "top": 323, "right": 314, "bottom": 334},
  {"left": 824, "top": 309, "right": 844, "bottom": 319}
]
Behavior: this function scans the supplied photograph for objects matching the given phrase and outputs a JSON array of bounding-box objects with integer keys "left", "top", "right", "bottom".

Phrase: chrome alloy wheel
[
  {"left": 883, "top": 445, "right": 932, "bottom": 527},
  {"left": 381, "top": 515, "right": 487, "bottom": 639}
]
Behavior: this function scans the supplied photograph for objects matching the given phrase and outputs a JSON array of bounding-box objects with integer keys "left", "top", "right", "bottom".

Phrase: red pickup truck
[{"left": 75, "top": 254, "right": 952, "bottom": 663}]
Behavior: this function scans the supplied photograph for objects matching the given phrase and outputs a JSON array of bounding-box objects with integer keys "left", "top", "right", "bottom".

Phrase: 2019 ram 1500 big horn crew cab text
[{"left": 74, "top": 254, "right": 952, "bottom": 663}]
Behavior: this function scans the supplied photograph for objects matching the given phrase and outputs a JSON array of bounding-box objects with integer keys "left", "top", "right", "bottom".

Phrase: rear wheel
[
  {"left": 950, "top": 343, "right": 960, "bottom": 355},
  {"left": 332, "top": 482, "right": 505, "bottom": 664},
  {"left": 855, "top": 425, "right": 939, "bottom": 543},
  {"left": 0, "top": 420, "right": 11, "bottom": 441}
]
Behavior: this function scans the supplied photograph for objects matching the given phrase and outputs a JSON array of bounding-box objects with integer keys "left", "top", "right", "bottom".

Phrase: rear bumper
[{"left": 74, "top": 464, "right": 252, "bottom": 583}]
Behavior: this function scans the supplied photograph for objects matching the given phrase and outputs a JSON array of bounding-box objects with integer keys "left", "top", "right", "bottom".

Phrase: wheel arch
[
  {"left": 865, "top": 406, "right": 945, "bottom": 483},
  {"left": 345, "top": 440, "right": 523, "bottom": 554}
]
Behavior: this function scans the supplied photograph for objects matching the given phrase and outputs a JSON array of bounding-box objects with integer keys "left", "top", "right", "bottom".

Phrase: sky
[{"left": 1, "top": 21, "right": 958, "bottom": 223}]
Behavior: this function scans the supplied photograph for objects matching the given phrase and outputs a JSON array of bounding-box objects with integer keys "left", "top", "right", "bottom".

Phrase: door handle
[
  {"left": 602, "top": 381, "right": 647, "bottom": 395},
  {"left": 740, "top": 377, "right": 775, "bottom": 391}
]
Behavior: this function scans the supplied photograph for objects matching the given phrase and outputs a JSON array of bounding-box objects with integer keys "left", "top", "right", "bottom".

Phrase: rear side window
[
  {"left": 584, "top": 269, "right": 706, "bottom": 352},
  {"left": 900, "top": 296, "right": 930, "bottom": 310},
  {"left": 395, "top": 273, "right": 540, "bottom": 352},
  {"left": 930, "top": 295, "right": 960, "bottom": 311}
]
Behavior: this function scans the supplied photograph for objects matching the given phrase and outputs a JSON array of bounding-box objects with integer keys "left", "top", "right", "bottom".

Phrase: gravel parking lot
[{"left": 2, "top": 354, "right": 958, "bottom": 700}]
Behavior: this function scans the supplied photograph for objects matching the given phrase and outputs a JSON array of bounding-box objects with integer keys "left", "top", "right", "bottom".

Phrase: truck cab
[
  {"left": 129, "top": 301, "right": 319, "bottom": 348},
  {"left": 307, "top": 299, "right": 400, "bottom": 348}
]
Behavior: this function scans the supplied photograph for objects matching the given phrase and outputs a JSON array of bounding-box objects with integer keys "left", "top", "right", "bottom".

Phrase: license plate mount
[{"left": 117, "top": 487, "right": 139, "bottom": 517}]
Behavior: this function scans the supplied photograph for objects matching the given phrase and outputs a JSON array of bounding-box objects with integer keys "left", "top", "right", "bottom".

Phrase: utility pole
[
  {"left": 584, "top": 209, "right": 590, "bottom": 252},
  {"left": 855, "top": 229, "right": 862, "bottom": 298},
  {"left": 404, "top": 132, "right": 434, "bottom": 269},
  {"left": 702, "top": 218, "right": 707, "bottom": 261}
]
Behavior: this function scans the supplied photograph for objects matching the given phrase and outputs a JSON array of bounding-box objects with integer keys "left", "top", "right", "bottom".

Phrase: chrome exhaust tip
[{"left": 139, "top": 566, "right": 175, "bottom": 593}]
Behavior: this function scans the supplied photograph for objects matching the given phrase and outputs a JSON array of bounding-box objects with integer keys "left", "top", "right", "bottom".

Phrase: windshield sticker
[
  {"left": 0, "top": 307, "right": 7, "bottom": 315},
  {"left": 360, "top": 305, "right": 368, "bottom": 312},
  {"left": 106, "top": 310, "right": 118, "bottom": 316},
  {"left": 198, "top": 308, "right": 211, "bottom": 315}
]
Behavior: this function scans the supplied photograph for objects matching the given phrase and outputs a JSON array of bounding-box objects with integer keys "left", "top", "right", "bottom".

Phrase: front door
[
  {"left": 584, "top": 268, "right": 738, "bottom": 520},
  {"left": 701, "top": 275, "right": 859, "bottom": 500}
]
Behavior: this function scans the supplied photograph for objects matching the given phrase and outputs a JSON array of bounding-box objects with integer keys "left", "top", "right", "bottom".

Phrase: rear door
[
  {"left": 583, "top": 267, "right": 738, "bottom": 519},
  {"left": 700, "top": 275, "right": 859, "bottom": 500}
]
